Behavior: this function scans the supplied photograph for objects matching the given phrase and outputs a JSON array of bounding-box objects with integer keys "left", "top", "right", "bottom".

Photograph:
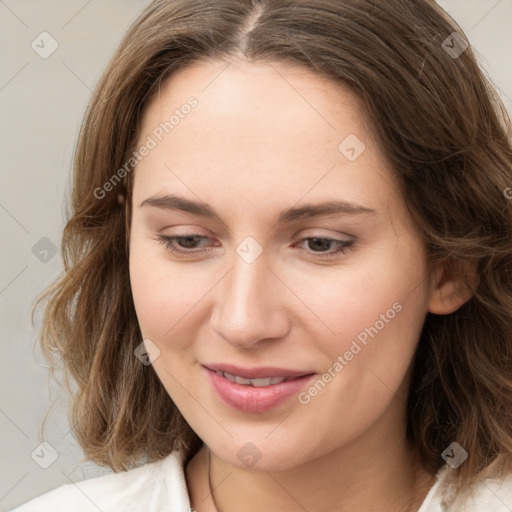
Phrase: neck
[{"left": 186, "top": 421, "right": 435, "bottom": 512}]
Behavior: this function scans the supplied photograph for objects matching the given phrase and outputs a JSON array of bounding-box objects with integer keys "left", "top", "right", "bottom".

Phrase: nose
[{"left": 209, "top": 249, "right": 291, "bottom": 349}]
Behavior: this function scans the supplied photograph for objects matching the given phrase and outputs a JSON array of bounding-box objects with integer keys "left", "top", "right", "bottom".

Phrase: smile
[
  {"left": 213, "top": 371, "right": 298, "bottom": 387},
  {"left": 203, "top": 365, "right": 316, "bottom": 413}
]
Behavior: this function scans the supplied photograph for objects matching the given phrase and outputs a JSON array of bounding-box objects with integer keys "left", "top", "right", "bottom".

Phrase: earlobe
[{"left": 427, "top": 263, "right": 477, "bottom": 315}]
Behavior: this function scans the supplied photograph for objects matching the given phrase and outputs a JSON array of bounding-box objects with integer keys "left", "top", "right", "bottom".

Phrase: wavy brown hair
[{"left": 34, "top": 0, "right": 512, "bottom": 503}]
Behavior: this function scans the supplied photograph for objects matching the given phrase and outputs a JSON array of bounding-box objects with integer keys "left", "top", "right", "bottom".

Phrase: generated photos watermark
[
  {"left": 93, "top": 96, "right": 198, "bottom": 200},
  {"left": 298, "top": 301, "right": 403, "bottom": 404},
  {"left": 441, "top": 442, "right": 468, "bottom": 469}
]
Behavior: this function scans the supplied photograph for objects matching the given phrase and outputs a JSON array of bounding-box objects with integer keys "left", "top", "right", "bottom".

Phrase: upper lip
[{"left": 203, "top": 363, "right": 315, "bottom": 379}]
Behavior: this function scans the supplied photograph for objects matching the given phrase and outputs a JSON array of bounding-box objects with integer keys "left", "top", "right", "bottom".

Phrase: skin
[{"left": 128, "top": 58, "right": 470, "bottom": 512}]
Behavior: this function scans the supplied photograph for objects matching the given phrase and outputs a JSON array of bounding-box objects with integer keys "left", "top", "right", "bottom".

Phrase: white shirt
[{"left": 9, "top": 450, "right": 512, "bottom": 511}]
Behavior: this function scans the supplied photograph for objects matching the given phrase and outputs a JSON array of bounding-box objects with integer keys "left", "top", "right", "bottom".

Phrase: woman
[{"left": 12, "top": 0, "right": 512, "bottom": 510}]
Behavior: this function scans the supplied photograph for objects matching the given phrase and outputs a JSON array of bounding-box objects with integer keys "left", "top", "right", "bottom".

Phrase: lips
[{"left": 203, "top": 364, "right": 316, "bottom": 413}]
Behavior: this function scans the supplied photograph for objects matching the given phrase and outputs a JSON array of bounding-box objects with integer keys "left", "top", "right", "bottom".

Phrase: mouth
[
  {"left": 215, "top": 371, "right": 308, "bottom": 388},
  {"left": 203, "top": 363, "right": 314, "bottom": 383},
  {"left": 211, "top": 371, "right": 299, "bottom": 387},
  {"left": 202, "top": 364, "right": 317, "bottom": 413}
]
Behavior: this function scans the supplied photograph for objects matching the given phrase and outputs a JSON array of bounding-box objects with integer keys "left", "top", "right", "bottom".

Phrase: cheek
[
  {"left": 290, "top": 275, "right": 427, "bottom": 432},
  {"left": 285, "top": 245, "right": 429, "bottom": 384},
  {"left": 284, "top": 257, "right": 426, "bottom": 338},
  {"left": 128, "top": 234, "right": 211, "bottom": 341},
  {"left": 129, "top": 245, "right": 209, "bottom": 400}
]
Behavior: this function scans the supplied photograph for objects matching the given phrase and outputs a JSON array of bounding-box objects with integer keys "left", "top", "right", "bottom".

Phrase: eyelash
[{"left": 153, "top": 234, "right": 353, "bottom": 259}]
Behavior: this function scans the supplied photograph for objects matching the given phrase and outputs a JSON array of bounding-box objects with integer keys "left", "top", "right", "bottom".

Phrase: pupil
[
  {"left": 180, "top": 236, "right": 200, "bottom": 248},
  {"left": 309, "top": 238, "right": 330, "bottom": 251}
]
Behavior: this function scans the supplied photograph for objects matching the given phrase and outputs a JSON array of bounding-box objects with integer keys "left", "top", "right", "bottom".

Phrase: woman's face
[{"left": 129, "top": 58, "right": 436, "bottom": 470}]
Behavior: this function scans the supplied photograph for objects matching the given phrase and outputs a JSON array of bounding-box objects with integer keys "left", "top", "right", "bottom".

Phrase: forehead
[
  {"left": 140, "top": 58, "right": 368, "bottom": 145},
  {"left": 132, "top": 58, "right": 401, "bottom": 225}
]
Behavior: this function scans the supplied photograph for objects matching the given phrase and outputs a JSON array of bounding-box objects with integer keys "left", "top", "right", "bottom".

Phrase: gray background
[{"left": 1, "top": 0, "right": 511, "bottom": 509}]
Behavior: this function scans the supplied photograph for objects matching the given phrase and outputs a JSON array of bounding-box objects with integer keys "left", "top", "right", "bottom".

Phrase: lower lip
[{"left": 204, "top": 367, "right": 316, "bottom": 413}]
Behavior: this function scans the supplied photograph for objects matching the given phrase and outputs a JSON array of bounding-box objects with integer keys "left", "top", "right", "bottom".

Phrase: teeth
[
  {"left": 222, "top": 371, "right": 237, "bottom": 383},
  {"left": 216, "top": 371, "right": 287, "bottom": 387},
  {"left": 234, "top": 375, "right": 252, "bottom": 385},
  {"left": 250, "top": 377, "right": 273, "bottom": 386}
]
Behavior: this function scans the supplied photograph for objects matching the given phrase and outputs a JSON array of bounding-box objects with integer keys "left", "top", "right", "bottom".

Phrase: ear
[{"left": 427, "top": 261, "right": 478, "bottom": 315}]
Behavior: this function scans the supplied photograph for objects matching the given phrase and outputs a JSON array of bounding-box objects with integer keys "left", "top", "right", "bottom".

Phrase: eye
[
  {"left": 295, "top": 237, "right": 353, "bottom": 258},
  {"left": 153, "top": 234, "right": 353, "bottom": 259},
  {"left": 154, "top": 234, "right": 217, "bottom": 255}
]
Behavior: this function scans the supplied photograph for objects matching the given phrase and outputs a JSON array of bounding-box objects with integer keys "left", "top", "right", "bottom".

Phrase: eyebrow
[{"left": 140, "top": 193, "right": 377, "bottom": 223}]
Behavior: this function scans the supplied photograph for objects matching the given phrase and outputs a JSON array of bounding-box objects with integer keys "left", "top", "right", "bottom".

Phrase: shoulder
[
  {"left": 9, "top": 450, "right": 190, "bottom": 512},
  {"left": 459, "top": 471, "right": 512, "bottom": 511},
  {"left": 420, "top": 465, "right": 512, "bottom": 512}
]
